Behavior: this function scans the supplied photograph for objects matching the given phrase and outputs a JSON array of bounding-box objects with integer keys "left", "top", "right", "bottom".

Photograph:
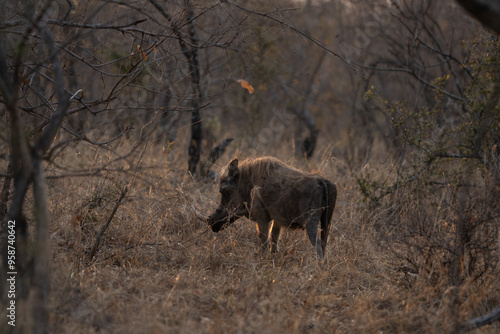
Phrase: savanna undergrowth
[{"left": 4, "top": 138, "right": 498, "bottom": 334}]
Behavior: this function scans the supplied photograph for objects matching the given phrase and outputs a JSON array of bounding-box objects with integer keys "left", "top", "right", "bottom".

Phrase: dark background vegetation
[{"left": 1, "top": 0, "right": 499, "bottom": 333}]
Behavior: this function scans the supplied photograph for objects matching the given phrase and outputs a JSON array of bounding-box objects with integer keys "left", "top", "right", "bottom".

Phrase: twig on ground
[{"left": 87, "top": 186, "right": 128, "bottom": 262}]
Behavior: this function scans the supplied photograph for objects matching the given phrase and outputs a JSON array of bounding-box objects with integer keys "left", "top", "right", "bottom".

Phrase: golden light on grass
[{"left": 28, "top": 137, "right": 498, "bottom": 334}]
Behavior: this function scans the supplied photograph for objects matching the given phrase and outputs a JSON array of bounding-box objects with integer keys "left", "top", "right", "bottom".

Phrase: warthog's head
[{"left": 207, "top": 159, "right": 248, "bottom": 233}]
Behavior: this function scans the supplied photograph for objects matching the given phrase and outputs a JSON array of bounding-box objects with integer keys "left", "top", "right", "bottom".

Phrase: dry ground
[{"left": 4, "top": 141, "right": 499, "bottom": 334}]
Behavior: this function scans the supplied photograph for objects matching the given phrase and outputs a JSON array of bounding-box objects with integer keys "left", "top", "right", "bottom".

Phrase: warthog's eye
[{"left": 220, "top": 184, "right": 231, "bottom": 194}]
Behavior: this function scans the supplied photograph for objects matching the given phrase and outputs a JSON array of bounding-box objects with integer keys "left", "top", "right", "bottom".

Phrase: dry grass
[{"left": 4, "top": 139, "right": 499, "bottom": 334}]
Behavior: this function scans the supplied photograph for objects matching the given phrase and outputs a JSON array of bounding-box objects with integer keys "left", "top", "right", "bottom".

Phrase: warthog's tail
[{"left": 320, "top": 179, "right": 337, "bottom": 257}]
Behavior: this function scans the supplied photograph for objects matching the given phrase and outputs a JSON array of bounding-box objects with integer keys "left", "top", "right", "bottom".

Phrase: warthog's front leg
[
  {"left": 270, "top": 221, "right": 281, "bottom": 253},
  {"left": 250, "top": 187, "right": 272, "bottom": 253},
  {"left": 256, "top": 221, "right": 271, "bottom": 253}
]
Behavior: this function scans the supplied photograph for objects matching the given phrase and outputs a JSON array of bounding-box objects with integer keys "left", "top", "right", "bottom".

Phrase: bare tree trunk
[
  {"left": 1, "top": 9, "right": 70, "bottom": 332},
  {"left": 149, "top": 0, "right": 203, "bottom": 174},
  {"left": 32, "top": 152, "right": 50, "bottom": 334},
  {"left": 2, "top": 91, "right": 32, "bottom": 300},
  {"left": 184, "top": 0, "right": 203, "bottom": 174},
  {"left": 0, "top": 161, "right": 12, "bottom": 230},
  {"left": 157, "top": 86, "right": 179, "bottom": 143},
  {"left": 289, "top": 50, "right": 326, "bottom": 159}
]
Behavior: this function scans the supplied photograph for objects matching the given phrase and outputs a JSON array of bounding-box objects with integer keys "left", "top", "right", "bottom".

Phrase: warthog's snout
[
  {"left": 207, "top": 207, "right": 229, "bottom": 233},
  {"left": 207, "top": 206, "right": 243, "bottom": 233}
]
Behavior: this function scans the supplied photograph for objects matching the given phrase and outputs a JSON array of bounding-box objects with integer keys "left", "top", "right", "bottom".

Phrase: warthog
[{"left": 206, "top": 157, "right": 337, "bottom": 261}]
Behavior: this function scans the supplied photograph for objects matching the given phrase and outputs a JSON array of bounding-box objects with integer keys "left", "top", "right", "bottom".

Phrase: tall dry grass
[{"left": 3, "top": 136, "right": 499, "bottom": 334}]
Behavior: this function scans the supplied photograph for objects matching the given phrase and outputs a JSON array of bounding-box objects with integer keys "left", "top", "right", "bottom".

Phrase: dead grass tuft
[{"left": 4, "top": 142, "right": 498, "bottom": 334}]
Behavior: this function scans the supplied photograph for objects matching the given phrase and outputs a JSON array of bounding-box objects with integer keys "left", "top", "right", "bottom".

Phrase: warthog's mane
[{"left": 221, "top": 156, "right": 319, "bottom": 191}]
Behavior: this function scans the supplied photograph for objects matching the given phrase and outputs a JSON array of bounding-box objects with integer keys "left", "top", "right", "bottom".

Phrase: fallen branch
[
  {"left": 458, "top": 306, "right": 500, "bottom": 332},
  {"left": 87, "top": 186, "right": 128, "bottom": 262}
]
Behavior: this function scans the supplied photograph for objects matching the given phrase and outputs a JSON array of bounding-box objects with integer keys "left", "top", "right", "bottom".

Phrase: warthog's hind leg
[
  {"left": 320, "top": 180, "right": 337, "bottom": 261},
  {"left": 305, "top": 212, "right": 324, "bottom": 262}
]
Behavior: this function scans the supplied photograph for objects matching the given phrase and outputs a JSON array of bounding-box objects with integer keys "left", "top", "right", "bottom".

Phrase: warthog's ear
[{"left": 228, "top": 159, "right": 239, "bottom": 177}]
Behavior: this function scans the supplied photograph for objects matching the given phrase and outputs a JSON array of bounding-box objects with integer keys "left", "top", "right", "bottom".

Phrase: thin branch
[
  {"left": 350, "top": 60, "right": 466, "bottom": 102},
  {"left": 87, "top": 187, "right": 128, "bottom": 262},
  {"left": 224, "top": 1, "right": 365, "bottom": 79},
  {"left": 33, "top": 25, "right": 70, "bottom": 155},
  {"left": 47, "top": 18, "right": 147, "bottom": 29},
  {"left": 2, "top": 18, "right": 148, "bottom": 30},
  {"left": 209, "top": 138, "right": 234, "bottom": 164}
]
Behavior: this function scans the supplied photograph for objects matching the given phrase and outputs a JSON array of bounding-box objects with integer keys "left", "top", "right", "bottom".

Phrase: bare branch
[
  {"left": 224, "top": 1, "right": 365, "bottom": 79},
  {"left": 87, "top": 187, "right": 128, "bottom": 262},
  {"left": 34, "top": 25, "right": 70, "bottom": 155},
  {"left": 47, "top": 18, "right": 147, "bottom": 29},
  {"left": 209, "top": 138, "right": 234, "bottom": 164},
  {"left": 350, "top": 61, "right": 466, "bottom": 102}
]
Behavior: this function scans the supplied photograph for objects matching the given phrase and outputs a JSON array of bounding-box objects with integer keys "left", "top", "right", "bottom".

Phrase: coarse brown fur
[{"left": 207, "top": 157, "right": 337, "bottom": 261}]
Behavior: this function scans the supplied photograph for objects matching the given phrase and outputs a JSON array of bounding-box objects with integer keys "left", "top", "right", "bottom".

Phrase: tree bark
[
  {"left": 32, "top": 151, "right": 50, "bottom": 334},
  {"left": 149, "top": 0, "right": 203, "bottom": 174},
  {"left": 184, "top": 0, "right": 203, "bottom": 174}
]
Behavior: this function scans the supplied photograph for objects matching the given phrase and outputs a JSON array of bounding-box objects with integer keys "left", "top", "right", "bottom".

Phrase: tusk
[{"left": 191, "top": 205, "right": 209, "bottom": 222}]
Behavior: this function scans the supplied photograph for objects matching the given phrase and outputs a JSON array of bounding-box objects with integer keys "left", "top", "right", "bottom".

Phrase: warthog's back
[{"left": 239, "top": 157, "right": 333, "bottom": 229}]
